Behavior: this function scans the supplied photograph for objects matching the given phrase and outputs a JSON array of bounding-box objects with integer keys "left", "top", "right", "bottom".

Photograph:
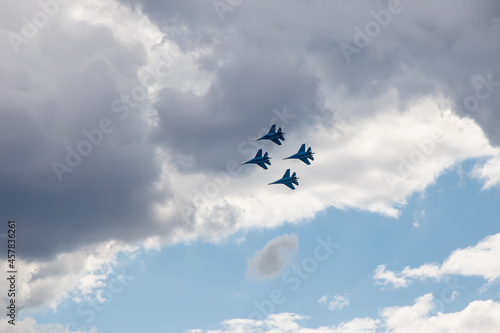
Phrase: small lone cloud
[
  {"left": 246, "top": 233, "right": 298, "bottom": 280},
  {"left": 318, "top": 294, "right": 350, "bottom": 310},
  {"left": 413, "top": 209, "right": 425, "bottom": 227}
]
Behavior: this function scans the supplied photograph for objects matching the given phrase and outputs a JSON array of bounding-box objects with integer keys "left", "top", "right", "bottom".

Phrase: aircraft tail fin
[
  {"left": 310, "top": 156, "right": 314, "bottom": 161},
  {"left": 284, "top": 169, "right": 290, "bottom": 178},
  {"left": 307, "top": 147, "right": 311, "bottom": 153},
  {"left": 292, "top": 172, "right": 296, "bottom": 178}
]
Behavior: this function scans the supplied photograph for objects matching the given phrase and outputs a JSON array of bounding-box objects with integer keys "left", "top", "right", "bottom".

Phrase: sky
[{"left": 0, "top": 0, "right": 499, "bottom": 332}]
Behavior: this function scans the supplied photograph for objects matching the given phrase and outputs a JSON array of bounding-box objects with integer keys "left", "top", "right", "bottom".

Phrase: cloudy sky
[{"left": 1, "top": 0, "right": 499, "bottom": 332}]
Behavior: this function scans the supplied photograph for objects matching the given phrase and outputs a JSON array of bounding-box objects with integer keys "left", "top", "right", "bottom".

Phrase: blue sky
[
  {"left": 23, "top": 159, "right": 500, "bottom": 332},
  {"left": 1, "top": 0, "right": 500, "bottom": 332}
]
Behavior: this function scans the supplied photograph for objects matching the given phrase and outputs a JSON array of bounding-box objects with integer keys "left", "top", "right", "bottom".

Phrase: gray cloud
[
  {"left": 118, "top": 0, "right": 500, "bottom": 145},
  {"left": 1, "top": 0, "right": 500, "bottom": 264},
  {"left": 247, "top": 233, "right": 298, "bottom": 280},
  {"left": 0, "top": 10, "right": 166, "bottom": 260},
  {"left": 151, "top": 57, "right": 323, "bottom": 172}
]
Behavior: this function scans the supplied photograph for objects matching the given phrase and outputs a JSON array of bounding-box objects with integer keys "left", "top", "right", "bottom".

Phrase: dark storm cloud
[
  {"left": 118, "top": 0, "right": 213, "bottom": 25},
  {"left": 120, "top": 0, "right": 500, "bottom": 145},
  {"left": 0, "top": 18, "right": 167, "bottom": 260},
  {"left": 151, "top": 54, "right": 323, "bottom": 172},
  {"left": 118, "top": 0, "right": 221, "bottom": 51},
  {"left": 348, "top": 0, "right": 500, "bottom": 144},
  {"left": 332, "top": 0, "right": 500, "bottom": 142}
]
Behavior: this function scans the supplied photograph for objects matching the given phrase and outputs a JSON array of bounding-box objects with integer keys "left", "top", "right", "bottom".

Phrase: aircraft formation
[{"left": 241, "top": 124, "right": 315, "bottom": 190}]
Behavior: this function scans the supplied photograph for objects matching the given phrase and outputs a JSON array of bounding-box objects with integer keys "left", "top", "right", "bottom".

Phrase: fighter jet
[
  {"left": 268, "top": 169, "right": 299, "bottom": 190},
  {"left": 241, "top": 149, "right": 272, "bottom": 170},
  {"left": 255, "top": 124, "right": 285, "bottom": 145},
  {"left": 283, "top": 144, "right": 315, "bottom": 165}
]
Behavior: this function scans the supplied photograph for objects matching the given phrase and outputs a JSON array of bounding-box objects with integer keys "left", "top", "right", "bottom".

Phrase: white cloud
[
  {"left": 381, "top": 293, "right": 500, "bottom": 333},
  {"left": 143, "top": 236, "right": 162, "bottom": 252},
  {"left": 0, "top": 317, "right": 95, "bottom": 333},
  {"left": 471, "top": 154, "right": 500, "bottom": 189},
  {"left": 373, "top": 265, "right": 411, "bottom": 289},
  {"left": 187, "top": 312, "right": 380, "bottom": 333},
  {"left": 247, "top": 234, "right": 299, "bottom": 280},
  {"left": 0, "top": 239, "right": 148, "bottom": 313},
  {"left": 66, "top": 0, "right": 214, "bottom": 96},
  {"left": 188, "top": 293, "right": 500, "bottom": 333},
  {"left": 159, "top": 95, "right": 500, "bottom": 246},
  {"left": 374, "top": 232, "right": 500, "bottom": 288},
  {"left": 318, "top": 294, "right": 350, "bottom": 311},
  {"left": 318, "top": 295, "right": 328, "bottom": 304},
  {"left": 412, "top": 209, "right": 425, "bottom": 227}
]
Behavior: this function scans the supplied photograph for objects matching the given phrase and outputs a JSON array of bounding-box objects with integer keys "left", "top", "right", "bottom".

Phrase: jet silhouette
[
  {"left": 268, "top": 169, "right": 299, "bottom": 190},
  {"left": 241, "top": 149, "right": 272, "bottom": 170},
  {"left": 284, "top": 144, "right": 315, "bottom": 165},
  {"left": 255, "top": 124, "right": 285, "bottom": 145}
]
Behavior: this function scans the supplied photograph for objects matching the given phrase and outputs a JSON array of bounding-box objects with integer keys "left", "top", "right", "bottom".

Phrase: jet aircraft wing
[
  {"left": 271, "top": 138, "right": 282, "bottom": 145},
  {"left": 284, "top": 183, "right": 295, "bottom": 190},
  {"left": 300, "top": 158, "right": 311, "bottom": 165},
  {"left": 256, "top": 149, "right": 262, "bottom": 158},
  {"left": 299, "top": 144, "right": 305, "bottom": 153},
  {"left": 257, "top": 163, "right": 268, "bottom": 170},
  {"left": 269, "top": 124, "right": 276, "bottom": 133}
]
